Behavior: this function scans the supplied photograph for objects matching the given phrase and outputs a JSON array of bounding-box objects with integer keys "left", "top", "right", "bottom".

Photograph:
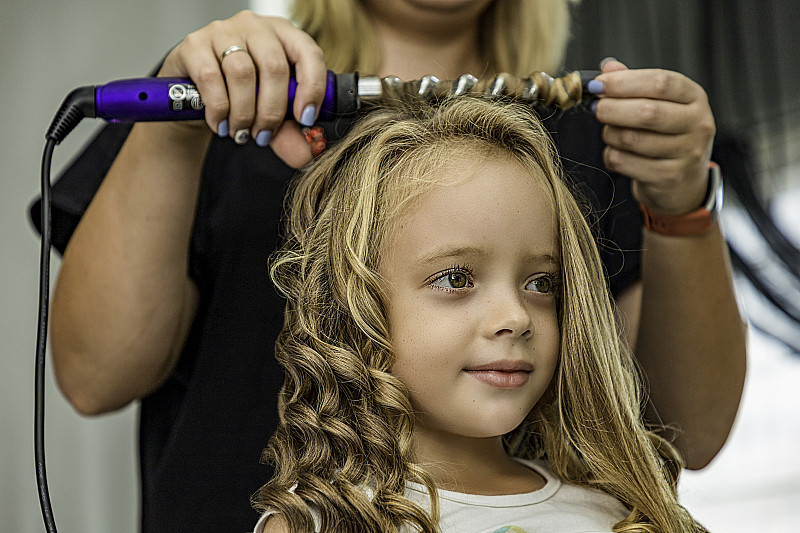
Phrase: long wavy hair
[
  {"left": 254, "top": 97, "right": 705, "bottom": 532},
  {"left": 291, "top": 0, "right": 575, "bottom": 76}
]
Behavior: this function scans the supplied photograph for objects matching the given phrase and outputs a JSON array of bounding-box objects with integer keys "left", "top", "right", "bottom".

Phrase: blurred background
[{"left": 2, "top": 0, "right": 798, "bottom": 530}]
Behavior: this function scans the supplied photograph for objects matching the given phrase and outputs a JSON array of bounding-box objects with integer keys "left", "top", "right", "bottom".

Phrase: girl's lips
[
  {"left": 463, "top": 368, "right": 532, "bottom": 388},
  {"left": 463, "top": 360, "right": 534, "bottom": 372}
]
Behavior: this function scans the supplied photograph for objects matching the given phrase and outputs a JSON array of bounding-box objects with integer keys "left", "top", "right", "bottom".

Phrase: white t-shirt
[{"left": 253, "top": 459, "right": 629, "bottom": 533}]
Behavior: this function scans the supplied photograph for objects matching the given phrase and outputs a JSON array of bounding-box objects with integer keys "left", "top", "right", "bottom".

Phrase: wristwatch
[{"left": 640, "top": 162, "right": 723, "bottom": 237}]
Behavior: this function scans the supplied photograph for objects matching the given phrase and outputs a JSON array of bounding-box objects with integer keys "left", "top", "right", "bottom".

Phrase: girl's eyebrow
[
  {"left": 524, "top": 252, "right": 561, "bottom": 268},
  {"left": 416, "top": 246, "right": 560, "bottom": 268},
  {"left": 416, "top": 246, "right": 487, "bottom": 266}
]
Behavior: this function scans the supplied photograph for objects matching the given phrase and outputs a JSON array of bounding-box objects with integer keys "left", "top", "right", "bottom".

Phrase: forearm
[
  {"left": 635, "top": 223, "right": 747, "bottom": 468},
  {"left": 51, "top": 122, "right": 210, "bottom": 415}
]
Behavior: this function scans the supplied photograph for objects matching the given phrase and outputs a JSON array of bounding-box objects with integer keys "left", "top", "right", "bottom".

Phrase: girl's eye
[
  {"left": 526, "top": 274, "right": 557, "bottom": 294},
  {"left": 429, "top": 268, "right": 473, "bottom": 290}
]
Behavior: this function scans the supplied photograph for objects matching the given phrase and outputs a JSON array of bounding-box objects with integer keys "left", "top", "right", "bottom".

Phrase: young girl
[{"left": 253, "top": 97, "right": 705, "bottom": 533}]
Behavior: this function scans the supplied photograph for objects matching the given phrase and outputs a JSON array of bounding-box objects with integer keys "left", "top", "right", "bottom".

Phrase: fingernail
[
  {"left": 300, "top": 105, "right": 317, "bottom": 127},
  {"left": 599, "top": 57, "right": 618, "bottom": 69},
  {"left": 255, "top": 130, "right": 272, "bottom": 148},
  {"left": 586, "top": 80, "right": 604, "bottom": 95},
  {"left": 234, "top": 129, "right": 250, "bottom": 145},
  {"left": 217, "top": 119, "right": 229, "bottom": 138},
  {"left": 590, "top": 100, "right": 599, "bottom": 115}
]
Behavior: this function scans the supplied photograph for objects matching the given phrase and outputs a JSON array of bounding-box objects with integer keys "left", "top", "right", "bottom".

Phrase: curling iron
[{"left": 46, "top": 70, "right": 600, "bottom": 143}]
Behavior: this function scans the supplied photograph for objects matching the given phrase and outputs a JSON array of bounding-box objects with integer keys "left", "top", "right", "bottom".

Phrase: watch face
[{"left": 706, "top": 162, "right": 723, "bottom": 215}]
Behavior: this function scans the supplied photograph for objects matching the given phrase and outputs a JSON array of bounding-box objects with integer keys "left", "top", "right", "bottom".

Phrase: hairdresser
[{"left": 35, "top": 1, "right": 746, "bottom": 531}]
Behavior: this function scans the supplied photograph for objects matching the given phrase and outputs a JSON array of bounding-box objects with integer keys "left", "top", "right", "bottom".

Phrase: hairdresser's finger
[
  {"left": 602, "top": 125, "right": 689, "bottom": 159},
  {"left": 595, "top": 68, "right": 699, "bottom": 105},
  {"left": 595, "top": 98, "right": 701, "bottom": 135},
  {"left": 603, "top": 141, "right": 705, "bottom": 189},
  {"left": 599, "top": 57, "right": 628, "bottom": 73},
  {"left": 160, "top": 30, "right": 230, "bottom": 135},
  {"left": 269, "top": 120, "right": 314, "bottom": 169},
  {"left": 603, "top": 146, "right": 709, "bottom": 216},
  {"left": 603, "top": 145, "right": 675, "bottom": 187},
  {"left": 243, "top": 29, "right": 292, "bottom": 143},
  {"left": 215, "top": 37, "right": 259, "bottom": 143},
  {"left": 272, "top": 21, "right": 328, "bottom": 127}
]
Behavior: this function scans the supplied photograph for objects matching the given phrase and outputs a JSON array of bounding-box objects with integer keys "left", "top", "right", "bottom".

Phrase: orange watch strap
[
  {"left": 640, "top": 204, "right": 714, "bottom": 236},
  {"left": 639, "top": 162, "right": 722, "bottom": 237}
]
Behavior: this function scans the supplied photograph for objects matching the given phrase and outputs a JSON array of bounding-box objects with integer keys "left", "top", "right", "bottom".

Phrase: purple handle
[{"left": 95, "top": 72, "right": 337, "bottom": 123}]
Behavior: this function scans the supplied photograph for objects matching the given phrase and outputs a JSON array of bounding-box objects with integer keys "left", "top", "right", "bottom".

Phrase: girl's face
[{"left": 380, "top": 154, "right": 560, "bottom": 457}]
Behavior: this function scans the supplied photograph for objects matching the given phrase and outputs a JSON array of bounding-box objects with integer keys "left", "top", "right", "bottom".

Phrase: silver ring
[
  {"left": 233, "top": 129, "right": 250, "bottom": 145},
  {"left": 220, "top": 45, "right": 248, "bottom": 62}
]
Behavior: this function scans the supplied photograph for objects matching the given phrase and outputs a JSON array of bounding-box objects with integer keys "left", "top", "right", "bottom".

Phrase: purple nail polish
[
  {"left": 590, "top": 100, "right": 598, "bottom": 115},
  {"left": 217, "top": 119, "right": 229, "bottom": 138},
  {"left": 300, "top": 105, "right": 317, "bottom": 127},
  {"left": 587, "top": 80, "right": 604, "bottom": 95},
  {"left": 255, "top": 130, "right": 272, "bottom": 148}
]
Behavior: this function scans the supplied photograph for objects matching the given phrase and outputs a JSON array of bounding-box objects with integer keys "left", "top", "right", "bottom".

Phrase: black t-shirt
[{"left": 30, "top": 106, "right": 642, "bottom": 532}]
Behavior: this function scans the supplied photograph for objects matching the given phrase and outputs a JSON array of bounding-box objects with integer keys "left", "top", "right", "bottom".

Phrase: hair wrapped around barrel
[{"left": 368, "top": 71, "right": 589, "bottom": 111}]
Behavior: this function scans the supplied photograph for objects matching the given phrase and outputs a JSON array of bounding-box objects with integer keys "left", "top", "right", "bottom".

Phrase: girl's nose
[{"left": 484, "top": 290, "right": 533, "bottom": 340}]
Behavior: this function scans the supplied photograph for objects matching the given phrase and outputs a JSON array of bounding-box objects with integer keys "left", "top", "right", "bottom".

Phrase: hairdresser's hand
[
  {"left": 592, "top": 59, "right": 716, "bottom": 216},
  {"left": 158, "top": 10, "right": 322, "bottom": 167}
]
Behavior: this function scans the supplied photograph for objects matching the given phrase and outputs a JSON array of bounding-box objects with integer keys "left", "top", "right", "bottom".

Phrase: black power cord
[
  {"left": 36, "top": 137, "right": 58, "bottom": 533},
  {"left": 36, "top": 88, "right": 94, "bottom": 533}
]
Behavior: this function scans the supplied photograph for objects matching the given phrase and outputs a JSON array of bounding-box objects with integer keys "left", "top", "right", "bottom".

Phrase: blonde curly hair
[{"left": 254, "top": 96, "right": 705, "bottom": 533}]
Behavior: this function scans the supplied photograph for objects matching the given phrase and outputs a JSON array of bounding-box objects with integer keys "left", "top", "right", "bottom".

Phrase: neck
[
  {"left": 412, "top": 424, "right": 544, "bottom": 495},
  {"left": 366, "top": 5, "right": 489, "bottom": 80}
]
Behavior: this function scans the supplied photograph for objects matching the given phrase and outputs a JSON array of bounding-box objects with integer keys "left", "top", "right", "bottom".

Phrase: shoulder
[
  {"left": 520, "top": 459, "right": 629, "bottom": 523},
  {"left": 552, "top": 480, "right": 629, "bottom": 522},
  {"left": 253, "top": 512, "right": 289, "bottom": 533}
]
